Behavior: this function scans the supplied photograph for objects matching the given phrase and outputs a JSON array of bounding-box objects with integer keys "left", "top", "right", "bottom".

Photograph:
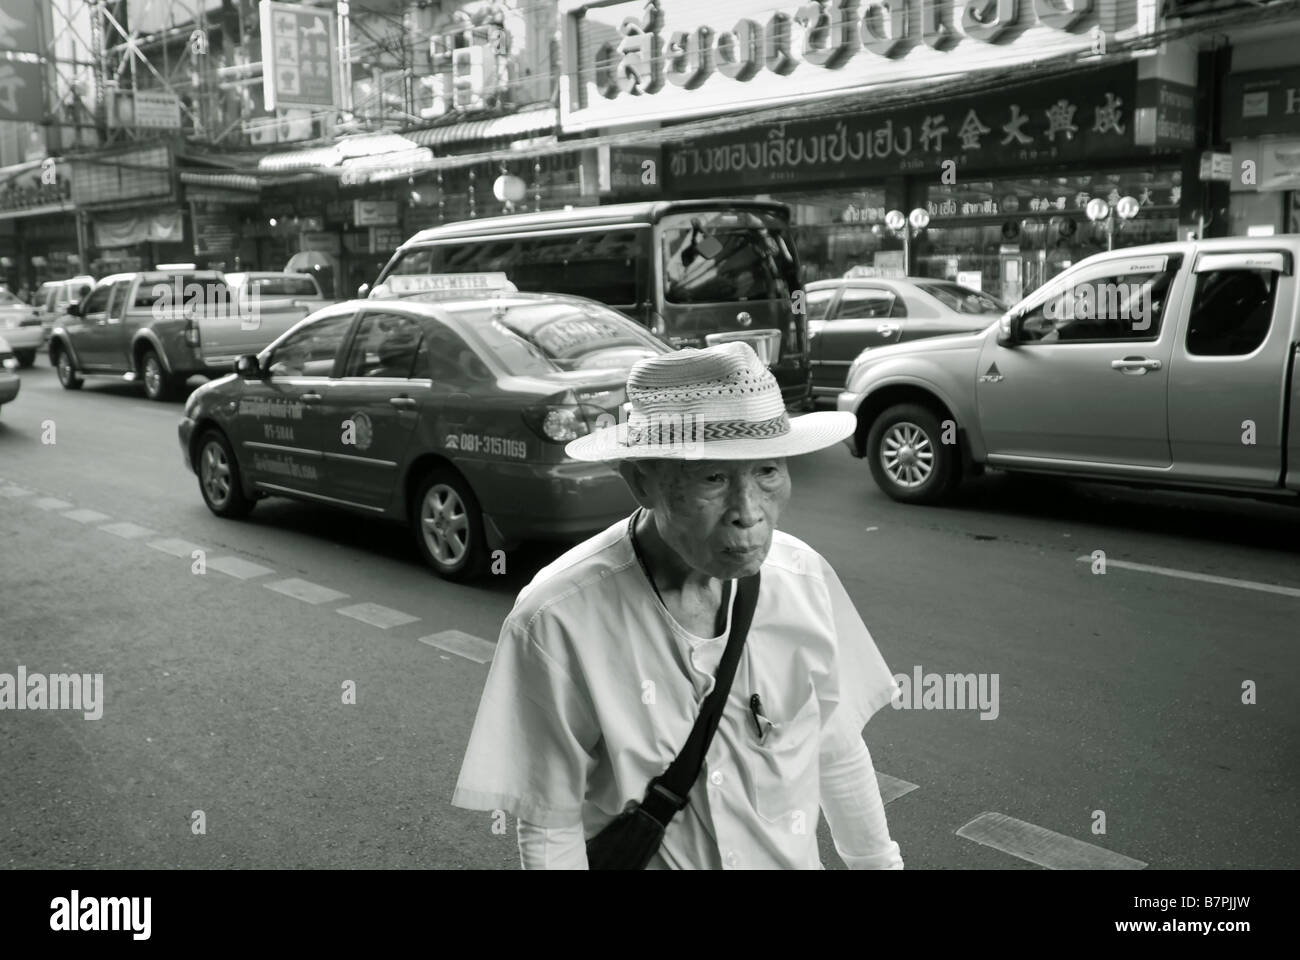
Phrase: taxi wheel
[
  {"left": 412, "top": 469, "right": 489, "bottom": 582},
  {"left": 197, "top": 430, "right": 255, "bottom": 519},
  {"left": 53, "top": 345, "right": 83, "bottom": 390},
  {"left": 867, "top": 403, "right": 960, "bottom": 505}
]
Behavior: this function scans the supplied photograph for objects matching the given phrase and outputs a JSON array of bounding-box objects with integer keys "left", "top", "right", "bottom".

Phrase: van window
[{"left": 660, "top": 211, "right": 798, "bottom": 304}]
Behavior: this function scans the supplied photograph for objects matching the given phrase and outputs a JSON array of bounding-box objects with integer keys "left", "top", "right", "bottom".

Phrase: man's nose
[{"left": 728, "top": 475, "right": 764, "bottom": 527}]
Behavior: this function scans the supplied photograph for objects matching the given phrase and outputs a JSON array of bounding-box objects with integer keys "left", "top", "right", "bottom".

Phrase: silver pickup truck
[{"left": 837, "top": 237, "right": 1300, "bottom": 506}]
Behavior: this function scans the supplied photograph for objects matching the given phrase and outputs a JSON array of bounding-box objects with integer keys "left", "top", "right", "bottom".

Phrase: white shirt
[{"left": 452, "top": 515, "right": 900, "bottom": 870}]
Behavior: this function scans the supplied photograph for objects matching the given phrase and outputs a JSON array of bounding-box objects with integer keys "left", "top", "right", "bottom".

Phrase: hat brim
[{"left": 565, "top": 411, "right": 858, "bottom": 461}]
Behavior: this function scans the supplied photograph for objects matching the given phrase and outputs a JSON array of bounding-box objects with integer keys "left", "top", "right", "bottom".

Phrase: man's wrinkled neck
[{"left": 635, "top": 509, "right": 722, "bottom": 595}]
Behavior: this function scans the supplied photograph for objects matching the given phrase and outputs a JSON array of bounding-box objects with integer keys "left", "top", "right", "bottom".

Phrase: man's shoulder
[
  {"left": 762, "top": 529, "right": 831, "bottom": 582},
  {"left": 507, "top": 516, "right": 637, "bottom": 631}
]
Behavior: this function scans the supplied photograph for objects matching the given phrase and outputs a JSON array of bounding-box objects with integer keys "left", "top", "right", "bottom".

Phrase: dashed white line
[
  {"left": 206, "top": 556, "right": 275, "bottom": 580},
  {"left": 31, "top": 497, "right": 72, "bottom": 511},
  {"left": 1076, "top": 555, "right": 1300, "bottom": 599},
  {"left": 62, "top": 508, "right": 110, "bottom": 524},
  {"left": 875, "top": 773, "right": 920, "bottom": 805},
  {"left": 264, "top": 578, "right": 350, "bottom": 605},
  {"left": 337, "top": 603, "right": 419, "bottom": 629},
  {"left": 147, "top": 538, "right": 204, "bottom": 558},
  {"left": 99, "top": 522, "right": 155, "bottom": 540},
  {"left": 956, "top": 812, "right": 1147, "bottom": 870},
  {"left": 418, "top": 630, "right": 496, "bottom": 663}
]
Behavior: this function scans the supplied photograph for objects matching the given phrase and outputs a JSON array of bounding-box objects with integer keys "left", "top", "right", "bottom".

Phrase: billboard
[
  {"left": 0, "top": 0, "right": 44, "bottom": 122},
  {"left": 260, "top": 0, "right": 340, "bottom": 112}
]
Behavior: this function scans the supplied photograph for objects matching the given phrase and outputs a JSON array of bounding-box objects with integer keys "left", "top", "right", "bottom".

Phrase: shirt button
[
  {"left": 726, "top": 850, "right": 740, "bottom": 867},
  {"left": 709, "top": 771, "right": 724, "bottom": 786}
]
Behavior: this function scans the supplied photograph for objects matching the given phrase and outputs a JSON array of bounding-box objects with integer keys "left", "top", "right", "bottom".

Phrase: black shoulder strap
[{"left": 639, "top": 570, "right": 762, "bottom": 827}]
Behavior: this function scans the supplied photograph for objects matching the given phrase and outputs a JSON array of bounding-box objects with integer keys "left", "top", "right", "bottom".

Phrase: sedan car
[
  {"left": 0, "top": 334, "right": 21, "bottom": 408},
  {"left": 805, "top": 277, "right": 1007, "bottom": 400},
  {"left": 0, "top": 288, "right": 45, "bottom": 368},
  {"left": 178, "top": 279, "right": 671, "bottom": 581}
]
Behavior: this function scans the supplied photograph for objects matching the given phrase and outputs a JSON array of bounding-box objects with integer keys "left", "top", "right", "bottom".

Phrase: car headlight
[{"left": 2, "top": 356, "right": 17, "bottom": 370}]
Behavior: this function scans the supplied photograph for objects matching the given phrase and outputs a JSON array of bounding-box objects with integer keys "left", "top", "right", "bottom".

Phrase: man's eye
[{"left": 704, "top": 474, "right": 726, "bottom": 484}]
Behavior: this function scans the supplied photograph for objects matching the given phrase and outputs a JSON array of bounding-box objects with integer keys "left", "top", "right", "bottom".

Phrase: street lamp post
[
  {"left": 885, "top": 207, "right": 930, "bottom": 275},
  {"left": 1086, "top": 195, "right": 1142, "bottom": 251}
]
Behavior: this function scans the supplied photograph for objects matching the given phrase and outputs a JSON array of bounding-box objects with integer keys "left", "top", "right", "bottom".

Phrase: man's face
[{"left": 626, "top": 458, "right": 792, "bottom": 579}]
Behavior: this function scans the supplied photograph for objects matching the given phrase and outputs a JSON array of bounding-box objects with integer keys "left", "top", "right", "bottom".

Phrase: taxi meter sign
[{"left": 383, "top": 273, "right": 518, "bottom": 298}]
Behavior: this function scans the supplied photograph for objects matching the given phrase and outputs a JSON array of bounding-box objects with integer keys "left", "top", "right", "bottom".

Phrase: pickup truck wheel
[
  {"left": 867, "top": 403, "right": 960, "bottom": 504},
  {"left": 197, "top": 430, "right": 255, "bottom": 519},
  {"left": 14, "top": 349, "right": 35, "bottom": 369},
  {"left": 53, "top": 345, "right": 83, "bottom": 390},
  {"left": 141, "top": 349, "right": 177, "bottom": 401},
  {"left": 411, "top": 468, "right": 489, "bottom": 582}
]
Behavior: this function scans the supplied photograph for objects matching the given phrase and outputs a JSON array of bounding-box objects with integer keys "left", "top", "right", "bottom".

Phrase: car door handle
[
  {"left": 389, "top": 396, "right": 417, "bottom": 409},
  {"left": 876, "top": 323, "right": 898, "bottom": 336},
  {"left": 1110, "top": 357, "right": 1161, "bottom": 372},
  {"left": 300, "top": 392, "right": 322, "bottom": 402}
]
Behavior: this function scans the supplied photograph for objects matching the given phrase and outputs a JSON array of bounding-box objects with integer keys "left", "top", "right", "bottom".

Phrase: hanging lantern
[{"left": 493, "top": 174, "right": 525, "bottom": 204}]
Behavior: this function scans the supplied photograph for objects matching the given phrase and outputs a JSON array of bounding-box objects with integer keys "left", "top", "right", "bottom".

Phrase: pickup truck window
[
  {"left": 80, "top": 284, "right": 113, "bottom": 316},
  {"left": 108, "top": 280, "right": 132, "bottom": 320},
  {"left": 1186, "top": 269, "right": 1277, "bottom": 357},
  {"left": 1018, "top": 262, "right": 1179, "bottom": 343}
]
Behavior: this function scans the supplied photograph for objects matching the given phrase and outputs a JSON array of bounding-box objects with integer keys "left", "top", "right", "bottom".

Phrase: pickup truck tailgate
[{"left": 199, "top": 297, "right": 328, "bottom": 365}]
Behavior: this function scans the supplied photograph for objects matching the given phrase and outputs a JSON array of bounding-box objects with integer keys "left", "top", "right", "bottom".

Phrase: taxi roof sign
[{"left": 378, "top": 273, "right": 517, "bottom": 299}]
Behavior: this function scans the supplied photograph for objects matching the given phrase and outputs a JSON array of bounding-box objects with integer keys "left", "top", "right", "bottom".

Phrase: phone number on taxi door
[{"left": 451, "top": 433, "right": 527, "bottom": 459}]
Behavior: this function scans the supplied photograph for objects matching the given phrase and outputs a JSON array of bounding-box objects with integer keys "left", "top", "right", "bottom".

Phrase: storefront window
[
  {"left": 918, "top": 167, "right": 1182, "bottom": 304},
  {"left": 749, "top": 189, "right": 902, "bottom": 284}
]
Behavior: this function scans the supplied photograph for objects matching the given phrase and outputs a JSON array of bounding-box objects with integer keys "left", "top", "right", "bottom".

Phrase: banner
[
  {"left": 260, "top": 0, "right": 340, "bottom": 112},
  {"left": 0, "top": 0, "right": 44, "bottom": 123},
  {"left": 93, "top": 209, "right": 184, "bottom": 248}
]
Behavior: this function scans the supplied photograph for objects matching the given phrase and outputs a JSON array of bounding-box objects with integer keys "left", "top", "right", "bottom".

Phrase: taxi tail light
[{"left": 521, "top": 402, "right": 609, "bottom": 444}]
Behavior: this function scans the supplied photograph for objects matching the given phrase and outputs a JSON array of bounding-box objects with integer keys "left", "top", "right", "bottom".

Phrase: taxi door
[
  {"left": 316, "top": 308, "right": 425, "bottom": 510},
  {"left": 232, "top": 308, "right": 357, "bottom": 499}
]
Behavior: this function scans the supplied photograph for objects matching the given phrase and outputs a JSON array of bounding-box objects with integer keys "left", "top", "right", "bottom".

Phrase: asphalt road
[{"left": 2, "top": 362, "right": 1297, "bottom": 869}]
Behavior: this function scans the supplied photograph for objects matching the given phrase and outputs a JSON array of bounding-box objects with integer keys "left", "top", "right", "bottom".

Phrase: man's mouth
[{"left": 722, "top": 545, "right": 761, "bottom": 556}]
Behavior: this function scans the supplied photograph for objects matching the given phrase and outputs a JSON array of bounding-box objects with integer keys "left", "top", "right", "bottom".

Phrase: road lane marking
[
  {"left": 32, "top": 497, "right": 72, "bottom": 511},
  {"left": 62, "top": 508, "right": 110, "bottom": 524},
  {"left": 265, "top": 578, "right": 349, "bottom": 604},
  {"left": 206, "top": 556, "right": 275, "bottom": 580},
  {"left": 0, "top": 485, "right": 34, "bottom": 497},
  {"left": 337, "top": 603, "right": 419, "bottom": 629},
  {"left": 99, "top": 522, "right": 155, "bottom": 540},
  {"left": 876, "top": 773, "right": 919, "bottom": 805},
  {"left": 418, "top": 630, "right": 496, "bottom": 663},
  {"left": 956, "top": 812, "right": 1147, "bottom": 870},
  {"left": 148, "top": 538, "right": 205, "bottom": 558},
  {"left": 1076, "top": 555, "right": 1300, "bottom": 599}
]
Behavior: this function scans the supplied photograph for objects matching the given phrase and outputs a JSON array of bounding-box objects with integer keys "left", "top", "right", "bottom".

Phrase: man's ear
[{"left": 617, "top": 460, "right": 657, "bottom": 509}]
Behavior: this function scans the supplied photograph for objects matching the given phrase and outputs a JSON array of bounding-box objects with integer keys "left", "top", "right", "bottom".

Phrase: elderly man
[{"left": 452, "top": 342, "right": 902, "bottom": 870}]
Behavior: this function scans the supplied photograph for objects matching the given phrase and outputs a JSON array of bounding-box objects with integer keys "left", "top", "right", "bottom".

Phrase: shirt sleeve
[
  {"left": 817, "top": 557, "right": 901, "bottom": 760},
  {"left": 517, "top": 819, "right": 590, "bottom": 870},
  {"left": 819, "top": 739, "right": 904, "bottom": 870},
  {"left": 451, "top": 616, "right": 601, "bottom": 829}
]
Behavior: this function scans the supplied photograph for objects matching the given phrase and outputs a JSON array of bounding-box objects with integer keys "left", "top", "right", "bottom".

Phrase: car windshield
[
  {"left": 914, "top": 281, "right": 1006, "bottom": 314},
  {"left": 459, "top": 301, "right": 668, "bottom": 377},
  {"left": 661, "top": 210, "right": 798, "bottom": 304},
  {"left": 244, "top": 276, "right": 320, "bottom": 297}
]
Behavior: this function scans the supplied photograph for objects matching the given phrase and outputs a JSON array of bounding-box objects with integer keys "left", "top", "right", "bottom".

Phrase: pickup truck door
[
  {"left": 1166, "top": 251, "right": 1295, "bottom": 486},
  {"left": 316, "top": 308, "right": 426, "bottom": 510},
  {"left": 977, "top": 254, "right": 1185, "bottom": 470},
  {"left": 78, "top": 279, "right": 132, "bottom": 369}
]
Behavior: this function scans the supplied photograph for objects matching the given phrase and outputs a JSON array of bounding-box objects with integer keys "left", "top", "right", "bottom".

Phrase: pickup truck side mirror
[
  {"left": 996, "top": 312, "right": 1021, "bottom": 347},
  {"left": 66, "top": 301, "right": 83, "bottom": 318},
  {"left": 235, "top": 354, "right": 263, "bottom": 379}
]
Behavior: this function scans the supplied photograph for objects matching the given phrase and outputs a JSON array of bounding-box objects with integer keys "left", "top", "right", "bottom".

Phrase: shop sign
[
  {"left": 353, "top": 200, "right": 399, "bottom": 226},
  {"left": 369, "top": 227, "right": 404, "bottom": 253},
  {"left": 193, "top": 214, "right": 241, "bottom": 256},
  {"left": 0, "top": 1, "right": 43, "bottom": 122},
  {"left": 260, "top": 0, "right": 340, "bottom": 111},
  {"left": 669, "top": 63, "right": 1144, "bottom": 192},
  {"left": 71, "top": 145, "right": 173, "bottom": 207},
  {"left": 1134, "top": 79, "right": 1195, "bottom": 149},
  {"left": 1198, "top": 151, "right": 1231, "bottom": 182},
  {"left": 301, "top": 231, "right": 341, "bottom": 254},
  {"left": 1222, "top": 67, "right": 1300, "bottom": 139},
  {"left": 924, "top": 167, "right": 1181, "bottom": 219},
  {"left": 561, "top": 0, "right": 1159, "bottom": 133},
  {"left": 596, "top": 145, "right": 662, "bottom": 194},
  {"left": 107, "top": 90, "right": 184, "bottom": 130}
]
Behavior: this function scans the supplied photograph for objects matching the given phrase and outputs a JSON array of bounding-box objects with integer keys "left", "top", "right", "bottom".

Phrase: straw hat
[{"left": 565, "top": 341, "right": 857, "bottom": 461}]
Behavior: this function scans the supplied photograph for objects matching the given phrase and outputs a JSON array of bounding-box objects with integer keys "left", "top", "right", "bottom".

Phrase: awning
[
  {"left": 179, "top": 171, "right": 261, "bottom": 192},
  {"left": 408, "top": 107, "right": 556, "bottom": 150},
  {"left": 257, "top": 132, "right": 423, "bottom": 173},
  {"left": 0, "top": 201, "right": 75, "bottom": 222}
]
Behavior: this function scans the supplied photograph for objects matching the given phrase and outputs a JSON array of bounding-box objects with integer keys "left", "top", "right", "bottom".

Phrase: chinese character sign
[{"left": 260, "top": 1, "right": 339, "bottom": 111}]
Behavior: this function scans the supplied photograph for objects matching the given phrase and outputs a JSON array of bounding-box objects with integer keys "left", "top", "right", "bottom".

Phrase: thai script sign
[{"left": 560, "top": 0, "right": 1156, "bottom": 132}]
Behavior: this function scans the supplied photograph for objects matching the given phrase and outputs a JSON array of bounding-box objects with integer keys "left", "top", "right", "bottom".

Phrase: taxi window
[
  {"left": 267, "top": 313, "right": 353, "bottom": 378},
  {"left": 460, "top": 302, "right": 668, "bottom": 376},
  {"left": 343, "top": 311, "right": 424, "bottom": 378}
]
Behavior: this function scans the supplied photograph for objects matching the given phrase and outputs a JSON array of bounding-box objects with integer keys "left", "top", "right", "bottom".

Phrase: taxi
[{"left": 178, "top": 275, "right": 671, "bottom": 580}]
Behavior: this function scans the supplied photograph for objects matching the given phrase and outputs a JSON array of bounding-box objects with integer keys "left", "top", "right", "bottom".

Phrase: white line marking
[
  {"left": 147, "top": 538, "right": 204, "bottom": 558},
  {"left": 206, "top": 556, "right": 275, "bottom": 580},
  {"left": 337, "top": 603, "right": 419, "bottom": 629},
  {"left": 956, "top": 812, "right": 1147, "bottom": 870},
  {"left": 0, "top": 485, "right": 33, "bottom": 498},
  {"left": 264, "top": 578, "right": 350, "bottom": 604},
  {"left": 32, "top": 497, "right": 72, "bottom": 511},
  {"left": 99, "top": 521, "right": 155, "bottom": 540},
  {"left": 62, "top": 508, "right": 110, "bottom": 524},
  {"left": 875, "top": 773, "right": 919, "bottom": 805},
  {"left": 418, "top": 630, "right": 495, "bottom": 663},
  {"left": 1076, "top": 555, "right": 1300, "bottom": 599}
]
